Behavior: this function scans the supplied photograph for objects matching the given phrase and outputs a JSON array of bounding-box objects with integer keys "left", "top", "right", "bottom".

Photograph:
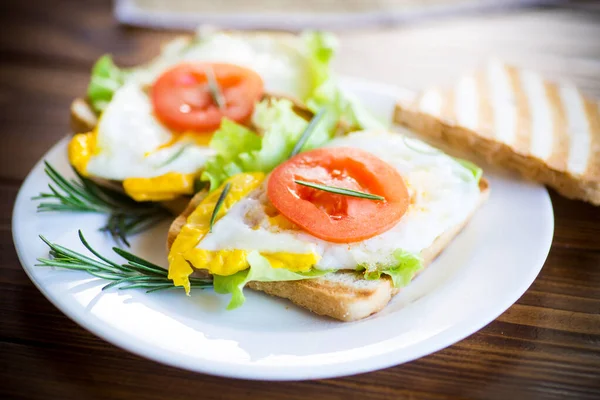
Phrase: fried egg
[
  {"left": 69, "top": 33, "right": 315, "bottom": 199},
  {"left": 170, "top": 131, "right": 483, "bottom": 280},
  {"left": 131, "top": 32, "right": 312, "bottom": 100},
  {"left": 80, "top": 82, "right": 215, "bottom": 181}
]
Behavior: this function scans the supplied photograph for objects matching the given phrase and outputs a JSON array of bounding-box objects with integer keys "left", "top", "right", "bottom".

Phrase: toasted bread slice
[
  {"left": 394, "top": 60, "right": 600, "bottom": 205},
  {"left": 167, "top": 179, "right": 489, "bottom": 321},
  {"left": 71, "top": 98, "right": 98, "bottom": 133}
]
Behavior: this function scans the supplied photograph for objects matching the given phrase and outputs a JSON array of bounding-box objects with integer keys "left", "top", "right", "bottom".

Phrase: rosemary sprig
[
  {"left": 155, "top": 144, "right": 191, "bottom": 169},
  {"left": 37, "top": 230, "right": 212, "bottom": 292},
  {"left": 33, "top": 161, "right": 170, "bottom": 246},
  {"left": 294, "top": 180, "right": 385, "bottom": 201},
  {"left": 289, "top": 109, "right": 326, "bottom": 158},
  {"left": 209, "top": 182, "right": 231, "bottom": 232},
  {"left": 204, "top": 65, "right": 226, "bottom": 110}
]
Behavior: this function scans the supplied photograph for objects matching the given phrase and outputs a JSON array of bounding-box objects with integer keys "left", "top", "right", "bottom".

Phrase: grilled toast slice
[
  {"left": 394, "top": 60, "right": 600, "bottom": 205},
  {"left": 167, "top": 179, "right": 489, "bottom": 321}
]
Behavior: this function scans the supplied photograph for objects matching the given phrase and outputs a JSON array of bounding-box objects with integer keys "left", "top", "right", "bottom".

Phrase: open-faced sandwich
[
  {"left": 68, "top": 29, "right": 384, "bottom": 207},
  {"left": 167, "top": 130, "right": 489, "bottom": 321}
]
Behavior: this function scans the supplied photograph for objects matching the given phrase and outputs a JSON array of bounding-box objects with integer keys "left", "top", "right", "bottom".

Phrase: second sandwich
[{"left": 167, "top": 130, "right": 489, "bottom": 321}]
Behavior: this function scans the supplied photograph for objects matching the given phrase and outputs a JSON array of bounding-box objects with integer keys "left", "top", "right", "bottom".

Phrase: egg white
[
  {"left": 87, "top": 33, "right": 313, "bottom": 181},
  {"left": 130, "top": 32, "right": 312, "bottom": 101},
  {"left": 86, "top": 83, "right": 215, "bottom": 180},
  {"left": 198, "top": 131, "right": 482, "bottom": 271}
]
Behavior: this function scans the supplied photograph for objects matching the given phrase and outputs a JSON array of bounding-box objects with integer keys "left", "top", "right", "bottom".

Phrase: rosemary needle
[
  {"left": 155, "top": 144, "right": 191, "bottom": 169},
  {"left": 294, "top": 180, "right": 385, "bottom": 201},
  {"left": 33, "top": 161, "right": 169, "bottom": 246},
  {"left": 209, "top": 182, "right": 231, "bottom": 232},
  {"left": 36, "top": 230, "right": 212, "bottom": 292},
  {"left": 204, "top": 65, "right": 226, "bottom": 110},
  {"left": 289, "top": 109, "right": 326, "bottom": 158}
]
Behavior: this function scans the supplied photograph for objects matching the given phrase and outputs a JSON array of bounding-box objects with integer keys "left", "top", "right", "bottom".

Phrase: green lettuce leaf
[
  {"left": 200, "top": 93, "right": 386, "bottom": 192},
  {"left": 202, "top": 98, "right": 333, "bottom": 191},
  {"left": 87, "top": 55, "right": 125, "bottom": 113},
  {"left": 302, "top": 31, "right": 337, "bottom": 95},
  {"left": 242, "top": 98, "right": 333, "bottom": 170},
  {"left": 201, "top": 119, "right": 262, "bottom": 190},
  {"left": 302, "top": 31, "right": 387, "bottom": 132},
  {"left": 364, "top": 249, "right": 423, "bottom": 288},
  {"left": 213, "top": 251, "right": 328, "bottom": 309},
  {"left": 455, "top": 158, "right": 483, "bottom": 183}
]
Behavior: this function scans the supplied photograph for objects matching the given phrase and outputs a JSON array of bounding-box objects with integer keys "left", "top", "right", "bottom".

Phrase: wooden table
[{"left": 2, "top": 1, "right": 599, "bottom": 399}]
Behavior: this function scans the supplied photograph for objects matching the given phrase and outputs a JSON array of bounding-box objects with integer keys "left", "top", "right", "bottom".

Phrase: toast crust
[
  {"left": 70, "top": 98, "right": 97, "bottom": 133},
  {"left": 167, "top": 178, "right": 489, "bottom": 321}
]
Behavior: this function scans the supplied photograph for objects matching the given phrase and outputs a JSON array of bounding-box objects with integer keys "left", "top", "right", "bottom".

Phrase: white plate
[{"left": 12, "top": 78, "right": 554, "bottom": 380}]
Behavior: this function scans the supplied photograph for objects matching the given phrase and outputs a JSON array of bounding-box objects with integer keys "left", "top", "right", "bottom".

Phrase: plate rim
[{"left": 12, "top": 76, "right": 554, "bottom": 381}]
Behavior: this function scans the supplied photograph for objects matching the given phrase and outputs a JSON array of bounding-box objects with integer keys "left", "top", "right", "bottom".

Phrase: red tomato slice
[
  {"left": 151, "top": 62, "right": 264, "bottom": 132},
  {"left": 267, "top": 147, "right": 409, "bottom": 243}
]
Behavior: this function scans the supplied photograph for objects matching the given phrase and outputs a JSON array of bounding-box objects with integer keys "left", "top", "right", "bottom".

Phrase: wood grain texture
[{"left": 1, "top": 1, "right": 599, "bottom": 399}]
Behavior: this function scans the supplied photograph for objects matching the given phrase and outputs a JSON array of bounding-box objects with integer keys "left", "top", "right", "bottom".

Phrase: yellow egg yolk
[
  {"left": 122, "top": 173, "right": 196, "bottom": 202},
  {"left": 267, "top": 214, "right": 299, "bottom": 230},
  {"left": 144, "top": 132, "right": 213, "bottom": 157},
  {"left": 145, "top": 131, "right": 213, "bottom": 157},
  {"left": 167, "top": 173, "right": 320, "bottom": 294},
  {"left": 68, "top": 130, "right": 98, "bottom": 176},
  {"left": 68, "top": 129, "right": 207, "bottom": 202}
]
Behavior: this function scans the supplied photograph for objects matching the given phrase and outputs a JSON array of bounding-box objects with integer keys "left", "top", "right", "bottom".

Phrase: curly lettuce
[
  {"left": 302, "top": 31, "right": 387, "bottom": 132},
  {"left": 201, "top": 98, "right": 334, "bottom": 191},
  {"left": 201, "top": 119, "right": 262, "bottom": 191},
  {"left": 363, "top": 249, "right": 424, "bottom": 288},
  {"left": 213, "top": 252, "right": 329, "bottom": 309},
  {"left": 214, "top": 249, "right": 422, "bottom": 309},
  {"left": 87, "top": 55, "right": 125, "bottom": 113}
]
